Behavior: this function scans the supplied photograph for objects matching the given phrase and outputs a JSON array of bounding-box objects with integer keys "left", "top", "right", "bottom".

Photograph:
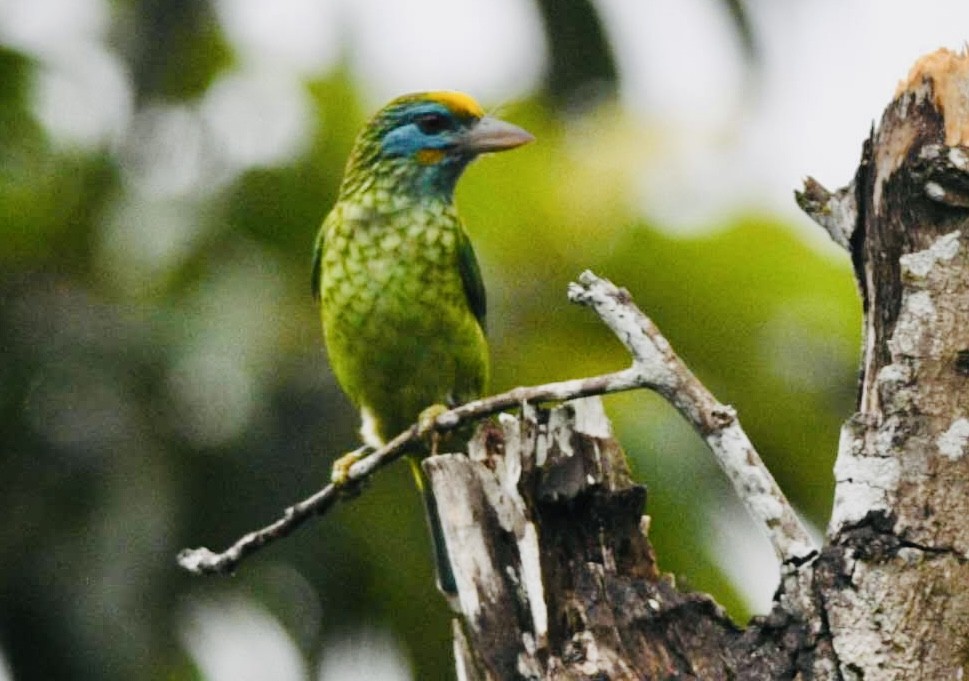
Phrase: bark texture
[
  {"left": 429, "top": 48, "right": 969, "bottom": 680},
  {"left": 426, "top": 399, "right": 804, "bottom": 680},
  {"left": 813, "top": 48, "right": 969, "bottom": 679}
]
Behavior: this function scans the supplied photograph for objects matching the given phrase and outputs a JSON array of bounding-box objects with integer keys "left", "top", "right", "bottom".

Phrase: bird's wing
[
  {"left": 311, "top": 209, "right": 338, "bottom": 301},
  {"left": 457, "top": 227, "right": 487, "bottom": 332},
  {"left": 311, "top": 228, "right": 323, "bottom": 301}
]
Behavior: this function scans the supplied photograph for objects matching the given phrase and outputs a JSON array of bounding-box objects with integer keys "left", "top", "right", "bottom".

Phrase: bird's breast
[
  {"left": 320, "top": 202, "right": 467, "bottom": 333},
  {"left": 318, "top": 198, "right": 489, "bottom": 436}
]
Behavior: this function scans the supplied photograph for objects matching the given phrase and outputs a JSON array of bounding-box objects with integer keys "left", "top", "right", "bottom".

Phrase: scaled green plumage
[
  {"left": 313, "top": 91, "right": 532, "bottom": 592},
  {"left": 315, "top": 188, "right": 488, "bottom": 444}
]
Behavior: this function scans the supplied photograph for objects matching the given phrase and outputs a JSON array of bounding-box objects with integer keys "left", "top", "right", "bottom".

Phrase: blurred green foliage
[{"left": 0, "top": 2, "right": 859, "bottom": 680}]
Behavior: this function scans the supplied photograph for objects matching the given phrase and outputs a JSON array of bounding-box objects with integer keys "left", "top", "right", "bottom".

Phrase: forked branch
[{"left": 177, "top": 270, "right": 815, "bottom": 576}]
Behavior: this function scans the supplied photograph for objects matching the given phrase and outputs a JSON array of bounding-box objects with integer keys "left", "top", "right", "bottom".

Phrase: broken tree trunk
[
  {"left": 426, "top": 398, "right": 805, "bottom": 679},
  {"left": 798, "top": 47, "right": 969, "bottom": 679},
  {"left": 427, "top": 48, "right": 969, "bottom": 680}
]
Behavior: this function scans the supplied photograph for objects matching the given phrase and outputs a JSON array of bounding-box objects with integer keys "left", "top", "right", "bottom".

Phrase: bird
[{"left": 312, "top": 91, "right": 533, "bottom": 593}]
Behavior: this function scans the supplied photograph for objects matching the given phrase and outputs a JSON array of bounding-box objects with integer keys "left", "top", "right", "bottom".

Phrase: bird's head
[{"left": 340, "top": 91, "right": 534, "bottom": 201}]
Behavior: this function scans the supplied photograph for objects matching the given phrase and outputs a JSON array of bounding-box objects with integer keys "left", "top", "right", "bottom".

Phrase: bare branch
[
  {"left": 177, "top": 270, "right": 815, "bottom": 575},
  {"left": 795, "top": 176, "right": 858, "bottom": 250},
  {"left": 177, "top": 481, "right": 344, "bottom": 575},
  {"left": 568, "top": 271, "right": 817, "bottom": 565}
]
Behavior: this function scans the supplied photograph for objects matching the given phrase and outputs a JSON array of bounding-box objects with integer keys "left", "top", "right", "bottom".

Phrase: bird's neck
[{"left": 339, "top": 154, "right": 472, "bottom": 205}]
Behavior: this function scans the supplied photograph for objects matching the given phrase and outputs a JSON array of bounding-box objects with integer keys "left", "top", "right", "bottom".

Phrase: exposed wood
[{"left": 428, "top": 399, "right": 806, "bottom": 680}]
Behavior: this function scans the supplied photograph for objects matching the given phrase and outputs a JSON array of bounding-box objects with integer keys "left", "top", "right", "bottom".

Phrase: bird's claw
[
  {"left": 418, "top": 403, "right": 449, "bottom": 456},
  {"left": 330, "top": 445, "right": 371, "bottom": 486},
  {"left": 418, "top": 403, "right": 449, "bottom": 434}
]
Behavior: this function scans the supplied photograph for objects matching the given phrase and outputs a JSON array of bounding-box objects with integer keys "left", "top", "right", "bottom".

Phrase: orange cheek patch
[{"left": 416, "top": 148, "right": 446, "bottom": 165}]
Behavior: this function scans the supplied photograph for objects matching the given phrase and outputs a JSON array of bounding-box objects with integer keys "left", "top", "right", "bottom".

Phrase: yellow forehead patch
[{"left": 426, "top": 91, "right": 484, "bottom": 119}]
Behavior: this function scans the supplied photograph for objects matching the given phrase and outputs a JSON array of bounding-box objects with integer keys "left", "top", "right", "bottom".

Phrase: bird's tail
[{"left": 407, "top": 456, "right": 457, "bottom": 595}]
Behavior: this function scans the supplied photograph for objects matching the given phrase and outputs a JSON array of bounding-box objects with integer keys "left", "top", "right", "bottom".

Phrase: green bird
[{"left": 312, "top": 91, "right": 533, "bottom": 593}]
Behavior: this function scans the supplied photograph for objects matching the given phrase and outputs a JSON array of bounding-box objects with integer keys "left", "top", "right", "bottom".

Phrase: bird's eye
[{"left": 415, "top": 113, "right": 451, "bottom": 135}]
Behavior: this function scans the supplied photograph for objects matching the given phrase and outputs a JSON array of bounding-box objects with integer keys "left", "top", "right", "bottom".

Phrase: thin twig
[
  {"left": 176, "top": 371, "right": 637, "bottom": 575},
  {"left": 177, "top": 270, "right": 816, "bottom": 576}
]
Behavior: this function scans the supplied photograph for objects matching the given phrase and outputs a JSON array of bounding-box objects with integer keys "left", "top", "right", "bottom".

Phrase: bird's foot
[
  {"left": 418, "top": 403, "right": 449, "bottom": 456},
  {"left": 330, "top": 445, "right": 372, "bottom": 487}
]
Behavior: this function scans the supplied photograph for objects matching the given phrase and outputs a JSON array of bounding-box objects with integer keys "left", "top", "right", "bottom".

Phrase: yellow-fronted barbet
[{"left": 312, "top": 91, "right": 533, "bottom": 593}]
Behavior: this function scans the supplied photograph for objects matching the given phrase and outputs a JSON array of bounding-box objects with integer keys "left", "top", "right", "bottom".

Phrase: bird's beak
[{"left": 459, "top": 116, "right": 534, "bottom": 154}]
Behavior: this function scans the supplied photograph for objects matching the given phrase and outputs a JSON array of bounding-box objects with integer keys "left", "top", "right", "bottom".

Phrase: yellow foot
[
  {"left": 331, "top": 445, "right": 371, "bottom": 486},
  {"left": 418, "top": 403, "right": 449, "bottom": 456},
  {"left": 418, "top": 403, "right": 449, "bottom": 434}
]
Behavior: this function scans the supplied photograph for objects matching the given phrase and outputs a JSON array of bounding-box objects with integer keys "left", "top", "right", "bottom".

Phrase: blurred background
[{"left": 2, "top": 0, "right": 967, "bottom": 678}]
